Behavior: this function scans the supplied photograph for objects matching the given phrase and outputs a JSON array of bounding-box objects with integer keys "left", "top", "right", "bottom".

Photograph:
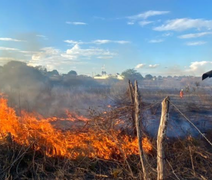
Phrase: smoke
[
  {"left": 0, "top": 61, "right": 115, "bottom": 117},
  {"left": 0, "top": 60, "right": 211, "bottom": 138}
]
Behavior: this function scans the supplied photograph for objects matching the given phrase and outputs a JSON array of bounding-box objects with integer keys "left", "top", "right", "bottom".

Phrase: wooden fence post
[
  {"left": 128, "top": 80, "right": 136, "bottom": 136},
  {"left": 134, "top": 80, "right": 147, "bottom": 180},
  {"left": 128, "top": 80, "right": 134, "bottom": 104},
  {"left": 157, "top": 96, "right": 170, "bottom": 180}
]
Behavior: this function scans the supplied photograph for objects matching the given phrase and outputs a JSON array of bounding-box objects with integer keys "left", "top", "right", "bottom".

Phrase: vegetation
[
  {"left": 145, "top": 74, "right": 153, "bottom": 80},
  {"left": 0, "top": 61, "right": 212, "bottom": 179},
  {"left": 121, "top": 69, "right": 143, "bottom": 81},
  {"left": 67, "top": 70, "right": 77, "bottom": 76},
  {"left": 0, "top": 95, "right": 212, "bottom": 179}
]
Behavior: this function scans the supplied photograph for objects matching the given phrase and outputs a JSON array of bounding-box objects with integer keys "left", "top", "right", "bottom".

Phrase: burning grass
[
  {"left": 0, "top": 94, "right": 153, "bottom": 179},
  {"left": 0, "top": 93, "right": 212, "bottom": 179},
  {"left": 0, "top": 95, "right": 152, "bottom": 159}
]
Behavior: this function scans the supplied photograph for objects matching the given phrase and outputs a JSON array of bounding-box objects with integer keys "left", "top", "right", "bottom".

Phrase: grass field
[{"left": 0, "top": 80, "right": 212, "bottom": 179}]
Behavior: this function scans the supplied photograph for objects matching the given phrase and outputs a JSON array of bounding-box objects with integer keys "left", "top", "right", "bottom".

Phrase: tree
[
  {"left": 158, "top": 75, "right": 163, "bottom": 80},
  {"left": 145, "top": 74, "right": 153, "bottom": 80},
  {"left": 1, "top": 61, "right": 48, "bottom": 89},
  {"left": 47, "top": 70, "right": 59, "bottom": 76},
  {"left": 67, "top": 70, "right": 77, "bottom": 76},
  {"left": 121, "top": 69, "right": 143, "bottom": 81}
]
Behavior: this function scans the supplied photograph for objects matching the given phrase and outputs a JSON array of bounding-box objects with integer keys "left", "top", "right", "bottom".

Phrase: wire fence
[
  {"left": 135, "top": 96, "right": 212, "bottom": 179},
  {"left": 169, "top": 100, "right": 212, "bottom": 147}
]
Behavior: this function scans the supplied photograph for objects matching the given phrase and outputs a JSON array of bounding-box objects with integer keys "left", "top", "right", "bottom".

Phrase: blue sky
[{"left": 0, "top": 0, "right": 212, "bottom": 76}]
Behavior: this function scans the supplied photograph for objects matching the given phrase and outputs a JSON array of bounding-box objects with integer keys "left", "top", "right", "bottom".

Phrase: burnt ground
[{"left": 139, "top": 89, "right": 212, "bottom": 138}]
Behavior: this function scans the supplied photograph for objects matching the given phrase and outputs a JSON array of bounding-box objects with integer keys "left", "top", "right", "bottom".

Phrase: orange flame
[{"left": 0, "top": 95, "right": 152, "bottom": 160}]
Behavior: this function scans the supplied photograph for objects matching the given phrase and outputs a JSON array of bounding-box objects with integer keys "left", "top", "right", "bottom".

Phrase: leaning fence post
[
  {"left": 157, "top": 96, "right": 170, "bottom": 180},
  {"left": 128, "top": 80, "right": 134, "bottom": 104},
  {"left": 134, "top": 80, "right": 147, "bottom": 180}
]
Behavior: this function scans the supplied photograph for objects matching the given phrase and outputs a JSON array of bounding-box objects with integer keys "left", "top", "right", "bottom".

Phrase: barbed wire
[
  {"left": 141, "top": 99, "right": 162, "bottom": 112},
  {"left": 169, "top": 100, "right": 212, "bottom": 147}
]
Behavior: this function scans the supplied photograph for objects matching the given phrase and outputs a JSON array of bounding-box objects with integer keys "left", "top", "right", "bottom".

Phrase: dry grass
[
  {"left": 1, "top": 132, "right": 212, "bottom": 179},
  {"left": 1, "top": 84, "right": 212, "bottom": 179}
]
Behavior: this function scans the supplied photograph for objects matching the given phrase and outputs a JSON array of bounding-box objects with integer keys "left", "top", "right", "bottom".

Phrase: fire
[{"left": 0, "top": 95, "right": 152, "bottom": 160}]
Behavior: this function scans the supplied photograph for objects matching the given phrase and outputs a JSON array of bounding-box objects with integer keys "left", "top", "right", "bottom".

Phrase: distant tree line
[
  {"left": 0, "top": 61, "right": 100, "bottom": 90},
  {"left": 0, "top": 61, "right": 201, "bottom": 91}
]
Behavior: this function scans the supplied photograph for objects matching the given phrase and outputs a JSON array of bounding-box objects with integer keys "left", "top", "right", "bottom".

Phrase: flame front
[{"left": 0, "top": 95, "right": 152, "bottom": 160}]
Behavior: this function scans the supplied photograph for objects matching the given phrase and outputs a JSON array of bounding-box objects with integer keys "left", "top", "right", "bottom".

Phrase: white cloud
[
  {"left": 127, "top": 22, "right": 134, "bottom": 25},
  {"left": 162, "top": 32, "right": 173, "bottom": 37},
  {"left": 20, "top": 50, "right": 39, "bottom": 54},
  {"left": 114, "top": 40, "right": 130, "bottom": 44},
  {"left": 154, "top": 18, "right": 212, "bottom": 31},
  {"left": 97, "top": 56, "right": 114, "bottom": 59},
  {"left": 36, "top": 35, "right": 48, "bottom": 40},
  {"left": 92, "top": 40, "right": 111, "bottom": 44},
  {"left": 0, "top": 46, "right": 19, "bottom": 51},
  {"left": 148, "top": 39, "right": 164, "bottom": 43},
  {"left": 186, "top": 41, "right": 206, "bottom": 46},
  {"left": 64, "top": 40, "right": 84, "bottom": 45},
  {"left": 0, "top": 44, "right": 116, "bottom": 72},
  {"left": 31, "top": 47, "right": 60, "bottom": 61},
  {"left": 128, "top": 10, "right": 169, "bottom": 20},
  {"left": 64, "top": 39, "right": 130, "bottom": 45},
  {"left": 135, "top": 63, "right": 159, "bottom": 69},
  {"left": 0, "top": 46, "right": 38, "bottom": 56},
  {"left": 178, "top": 32, "right": 212, "bottom": 39},
  {"left": 66, "top": 21, "right": 87, "bottom": 25},
  {"left": 149, "top": 64, "right": 159, "bottom": 68},
  {"left": 28, "top": 47, "right": 81, "bottom": 71},
  {"left": 135, "top": 64, "right": 145, "bottom": 69},
  {"left": 92, "top": 39, "right": 130, "bottom": 44},
  {"left": 0, "top": 38, "right": 23, "bottom": 42},
  {"left": 62, "top": 44, "right": 116, "bottom": 59},
  {"left": 29, "top": 45, "right": 115, "bottom": 68},
  {"left": 185, "top": 61, "right": 212, "bottom": 75},
  {"left": 139, "top": 20, "right": 153, "bottom": 26},
  {"left": 33, "top": 42, "right": 119, "bottom": 70},
  {"left": 42, "top": 47, "right": 60, "bottom": 55}
]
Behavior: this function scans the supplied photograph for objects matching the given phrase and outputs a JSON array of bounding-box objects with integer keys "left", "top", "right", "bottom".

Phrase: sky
[{"left": 0, "top": 0, "right": 212, "bottom": 76}]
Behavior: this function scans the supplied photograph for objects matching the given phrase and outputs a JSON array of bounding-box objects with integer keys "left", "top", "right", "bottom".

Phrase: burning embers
[{"left": 0, "top": 94, "right": 152, "bottom": 160}]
